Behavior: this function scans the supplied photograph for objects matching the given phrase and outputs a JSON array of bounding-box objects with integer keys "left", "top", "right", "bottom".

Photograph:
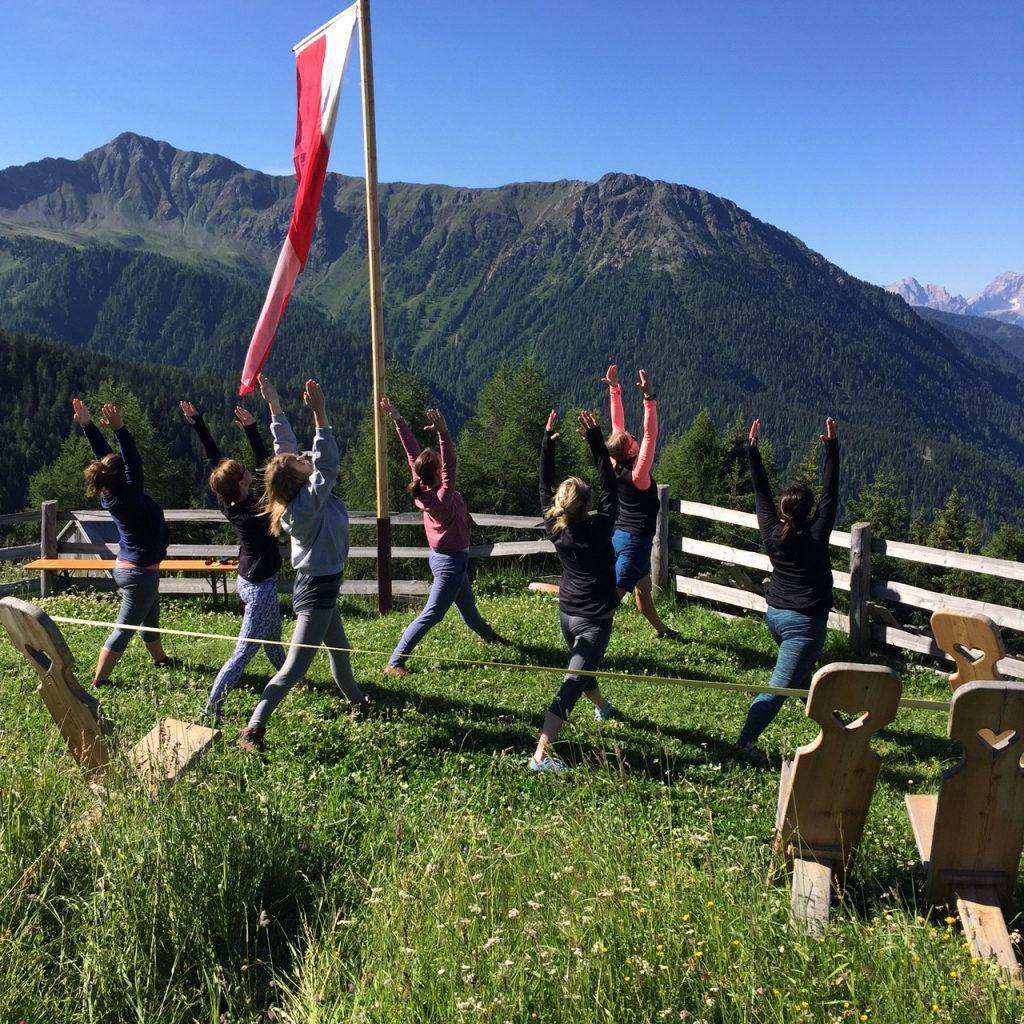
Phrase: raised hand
[
  {"left": 601, "top": 364, "right": 620, "bottom": 387},
  {"left": 303, "top": 379, "right": 327, "bottom": 421},
  {"left": 100, "top": 404, "right": 123, "bottom": 432},
  {"left": 637, "top": 368, "right": 653, "bottom": 398},
  {"left": 424, "top": 408, "right": 447, "bottom": 434},
  {"left": 380, "top": 396, "right": 399, "bottom": 418},
  {"left": 233, "top": 405, "right": 255, "bottom": 429},
  {"left": 577, "top": 408, "right": 598, "bottom": 435},
  {"left": 257, "top": 374, "right": 279, "bottom": 406},
  {"left": 179, "top": 400, "right": 199, "bottom": 423},
  {"left": 72, "top": 398, "right": 92, "bottom": 427},
  {"left": 545, "top": 409, "right": 560, "bottom": 440},
  {"left": 749, "top": 418, "right": 761, "bottom": 447},
  {"left": 820, "top": 416, "right": 838, "bottom": 443}
]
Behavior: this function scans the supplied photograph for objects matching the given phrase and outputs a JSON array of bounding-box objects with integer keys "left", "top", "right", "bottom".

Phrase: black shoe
[
  {"left": 154, "top": 656, "right": 180, "bottom": 669},
  {"left": 239, "top": 726, "right": 266, "bottom": 753},
  {"left": 735, "top": 741, "right": 769, "bottom": 768}
]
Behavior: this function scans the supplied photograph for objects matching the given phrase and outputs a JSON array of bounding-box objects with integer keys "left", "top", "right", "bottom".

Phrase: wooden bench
[
  {"left": 25, "top": 557, "right": 238, "bottom": 606},
  {"left": 774, "top": 662, "right": 902, "bottom": 936},
  {"left": 906, "top": 681, "right": 1024, "bottom": 973},
  {"left": 931, "top": 608, "right": 1005, "bottom": 690},
  {"left": 0, "top": 596, "right": 219, "bottom": 796}
]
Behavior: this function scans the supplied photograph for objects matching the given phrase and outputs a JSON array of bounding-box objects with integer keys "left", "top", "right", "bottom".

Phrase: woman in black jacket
[
  {"left": 530, "top": 409, "right": 618, "bottom": 773},
  {"left": 736, "top": 416, "right": 839, "bottom": 763}
]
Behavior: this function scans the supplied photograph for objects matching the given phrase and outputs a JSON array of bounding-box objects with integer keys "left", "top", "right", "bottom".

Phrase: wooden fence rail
[{"left": 0, "top": 498, "right": 1021, "bottom": 679}]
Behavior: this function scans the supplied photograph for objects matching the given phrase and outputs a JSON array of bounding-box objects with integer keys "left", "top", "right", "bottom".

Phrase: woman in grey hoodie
[{"left": 238, "top": 376, "right": 370, "bottom": 751}]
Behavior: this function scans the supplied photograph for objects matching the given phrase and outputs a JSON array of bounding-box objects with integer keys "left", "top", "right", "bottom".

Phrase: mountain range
[
  {"left": 0, "top": 132, "right": 1022, "bottom": 529},
  {"left": 885, "top": 274, "right": 1024, "bottom": 327}
]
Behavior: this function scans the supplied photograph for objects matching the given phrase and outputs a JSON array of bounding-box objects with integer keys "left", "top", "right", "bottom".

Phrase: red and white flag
[{"left": 239, "top": 4, "right": 358, "bottom": 394}]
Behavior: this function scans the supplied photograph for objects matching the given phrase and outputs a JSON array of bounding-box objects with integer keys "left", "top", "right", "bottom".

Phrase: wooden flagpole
[{"left": 357, "top": 0, "right": 392, "bottom": 613}]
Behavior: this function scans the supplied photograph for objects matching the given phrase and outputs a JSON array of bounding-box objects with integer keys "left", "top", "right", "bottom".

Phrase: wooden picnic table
[{"left": 25, "top": 558, "right": 239, "bottom": 605}]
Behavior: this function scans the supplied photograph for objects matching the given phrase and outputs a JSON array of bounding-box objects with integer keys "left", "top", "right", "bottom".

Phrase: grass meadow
[{"left": 1, "top": 577, "right": 1021, "bottom": 1023}]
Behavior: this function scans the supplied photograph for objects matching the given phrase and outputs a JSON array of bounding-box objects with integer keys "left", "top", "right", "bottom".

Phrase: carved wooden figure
[
  {"left": 775, "top": 663, "right": 902, "bottom": 936},
  {"left": 930, "top": 609, "right": 1005, "bottom": 691},
  {"left": 906, "top": 681, "right": 1024, "bottom": 973},
  {"left": 0, "top": 596, "right": 219, "bottom": 796}
]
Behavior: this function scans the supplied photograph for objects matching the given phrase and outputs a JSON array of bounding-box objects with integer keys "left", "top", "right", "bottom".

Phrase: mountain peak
[{"left": 887, "top": 273, "right": 1024, "bottom": 326}]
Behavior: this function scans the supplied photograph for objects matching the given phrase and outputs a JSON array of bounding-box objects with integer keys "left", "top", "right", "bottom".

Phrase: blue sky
[{"left": 2, "top": 0, "right": 1020, "bottom": 296}]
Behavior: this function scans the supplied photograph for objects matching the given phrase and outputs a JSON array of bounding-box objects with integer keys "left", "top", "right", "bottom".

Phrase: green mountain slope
[{"left": 1, "top": 133, "right": 1022, "bottom": 528}]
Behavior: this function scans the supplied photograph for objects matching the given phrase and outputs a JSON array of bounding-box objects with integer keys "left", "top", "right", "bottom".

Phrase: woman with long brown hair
[
  {"left": 72, "top": 398, "right": 172, "bottom": 686},
  {"left": 379, "top": 398, "right": 503, "bottom": 676},
  {"left": 238, "top": 376, "right": 369, "bottom": 752},
  {"left": 735, "top": 416, "right": 839, "bottom": 764}
]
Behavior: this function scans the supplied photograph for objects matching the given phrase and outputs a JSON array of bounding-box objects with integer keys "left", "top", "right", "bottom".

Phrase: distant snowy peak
[{"left": 886, "top": 272, "right": 1024, "bottom": 326}]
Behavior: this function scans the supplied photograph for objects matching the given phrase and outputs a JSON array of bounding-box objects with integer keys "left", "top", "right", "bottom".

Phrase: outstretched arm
[
  {"left": 73, "top": 399, "right": 113, "bottom": 460},
  {"left": 103, "top": 404, "right": 144, "bottom": 491},
  {"left": 581, "top": 409, "right": 618, "bottom": 526},
  {"left": 381, "top": 397, "right": 422, "bottom": 475},
  {"left": 631, "top": 369, "right": 658, "bottom": 489},
  {"left": 234, "top": 405, "right": 269, "bottom": 468},
  {"left": 811, "top": 417, "right": 840, "bottom": 541},
  {"left": 747, "top": 419, "right": 780, "bottom": 543},
  {"left": 424, "top": 408, "right": 454, "bottom": 498},
  {"left": 180, "top": 400, "right": 224, "bottom": 467},
  {"left": 263, "top": 376, "right": 298, "bottom": 455},
  {"left": 602, "top": 363, "right": 626, "bottom": 434},
  {"left": 539, "top": 409, "right": 558, "bottom": 515}
]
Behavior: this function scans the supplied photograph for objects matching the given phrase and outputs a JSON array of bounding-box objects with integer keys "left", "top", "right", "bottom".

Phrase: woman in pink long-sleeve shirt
[
  {"left": 604, "top": 364, "right": 679, "bottom": 639},
  {"left": 380, "top": 399, "right": 504, "bottom": 675}
]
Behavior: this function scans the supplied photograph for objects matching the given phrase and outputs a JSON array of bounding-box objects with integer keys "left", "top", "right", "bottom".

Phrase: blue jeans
[
  {"left": 388, "top": 551, "right": 498, "bottom": 667},
  {"left": 737, "top": 607, "right": 827, "bottom": 747},
  {"left": 104, "top": 567, "right": 161, "bottom": 653},
  {"left": 612, "top": 530, "right": 654, "bottom": 592}
]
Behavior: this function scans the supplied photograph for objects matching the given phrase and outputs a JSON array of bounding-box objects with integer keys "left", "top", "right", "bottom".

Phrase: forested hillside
[{"left": 2, "top": 133, "right": 1023, "bottom": 527}]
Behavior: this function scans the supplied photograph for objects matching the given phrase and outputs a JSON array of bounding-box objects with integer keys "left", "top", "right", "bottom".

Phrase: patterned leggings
[{"left": 203, "top": 574, "right": 284, "bottom": 716}]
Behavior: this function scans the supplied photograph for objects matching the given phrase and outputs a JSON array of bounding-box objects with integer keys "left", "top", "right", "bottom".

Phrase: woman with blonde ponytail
[
  {"left": 238, "top": 376, "right": 370, "bottom": 752},
  {"left": 530, "top": 408, "right": 618, "bottom": 772},
  {"left": 735, "top": 416, "right": 839, "bottom": 764}
]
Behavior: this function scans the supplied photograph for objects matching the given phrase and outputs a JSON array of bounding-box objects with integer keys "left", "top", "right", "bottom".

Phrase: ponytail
[
  {"left": 408, "top": 448, "right": 439, "bottom": 501},
  {"left": 209, "top": 458, "right": 246, "bottom": 506},
  {"left": 545, "top": 477, "right": 592, "bottom": 533},
  {"left": 83, "top": 453, "right": 124, "bottom": 497},
  {"left": 260, "top": 454, "right": 306, "bottom": 537},
  {"left": 778, "top": 484, "right": 814, "bottom": 543}
]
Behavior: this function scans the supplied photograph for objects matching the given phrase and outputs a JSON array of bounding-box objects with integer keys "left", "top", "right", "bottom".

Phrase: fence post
[
  {"left": 848, "top": 521, "right": 872, "bottom": 657},
  {"left": 40, "top": 500, "right": 58, "bottom": 598},
  {"left": 651, "top": 484, "right": 670, "bottom": 594}
]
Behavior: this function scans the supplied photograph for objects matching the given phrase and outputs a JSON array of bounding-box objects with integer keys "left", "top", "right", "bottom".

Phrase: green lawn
[{"left": 0, "top": 583, "right": 1019, "bottom": 1023}]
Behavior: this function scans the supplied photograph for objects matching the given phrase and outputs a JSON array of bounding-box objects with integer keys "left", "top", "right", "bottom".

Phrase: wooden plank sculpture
[
  {"left": 775, "top": 662, "right": 902, "bottom": 936},
  {"left": 906, "top": 681, "right": 1024, "bottom": 973},
  {"left": 0, "top": 596, "right": 218, "bottom": 795},
  {"left": 931, "top": 608, "right": 1005, "bottom": 690}
]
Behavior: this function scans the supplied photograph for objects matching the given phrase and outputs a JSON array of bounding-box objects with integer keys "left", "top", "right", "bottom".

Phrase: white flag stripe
[
  {"left": 293, "top": 1, "right": 358, "bottom": 55},
  {"left": 320, "top": 8, "right": 358, "bottom": 140}
]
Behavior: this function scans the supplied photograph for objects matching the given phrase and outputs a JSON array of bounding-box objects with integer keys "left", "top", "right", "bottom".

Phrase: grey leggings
[
  {"left": 247, "top": 574, "right": 364, "bottom": 729},
  {"left": 104, "top": 567, "right": 161, "bottom": 653}
]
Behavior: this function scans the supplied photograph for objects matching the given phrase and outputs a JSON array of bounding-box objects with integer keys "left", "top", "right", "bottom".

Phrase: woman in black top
[
  {"left": 180, "top": 399, "right": 285, "bottom": 718},
  {"left": 72, "top": 398, "right": 172, "bottom": 686},
  {"left": 736, "top": 416, "right": 839, "bottom": 762},
  {"left": 531, "top": 409, "right": 618, "bottom": 773}
]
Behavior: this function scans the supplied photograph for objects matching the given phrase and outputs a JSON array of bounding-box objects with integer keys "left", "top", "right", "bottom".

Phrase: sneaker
[
  {"left": 528, "top": 755, "right": 567, "bottom": 773},
  {"left": 154, "top": 657, "right": 180, "bottom": 669},
  {"left": 350, "top": 697, "right": 374, "bottom": 721},
  {"left": 735, "top": 741, "right": 769, "bottom": 768},
  {"left": 383, "top": 664, "right": 412, "bottom": 678},
  {"left": 656, "top": 627, "right": 681, "bottom": 640},
  {"left": 91, "top": 678, "right": 110, "bottom": 688},
  {"left": 594, "top": 702, "right": 617, "bottom": 721},
  {"left": 238, "top": 726, "right": 266, "bottom": 753}
]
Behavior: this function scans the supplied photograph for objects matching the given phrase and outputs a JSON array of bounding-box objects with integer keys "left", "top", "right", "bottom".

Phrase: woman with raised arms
[
  {"left": 530, "top": 408, "right": 618, "bottom": 773},
  {"left": 238, "top": 376, "right": 370, "bottom": 752},
  {"left": 735, "top": 416, "right": 839, "bottom": 764}
]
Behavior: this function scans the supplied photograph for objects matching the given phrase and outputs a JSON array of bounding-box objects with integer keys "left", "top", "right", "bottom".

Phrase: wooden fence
[{"left": 1, "top": 494, "right": 1022, "bottom": 678}]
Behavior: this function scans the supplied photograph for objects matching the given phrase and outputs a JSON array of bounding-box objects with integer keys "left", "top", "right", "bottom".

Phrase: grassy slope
[{"left": 0, "top": 585, "right": 1019, "bottom": 1023}]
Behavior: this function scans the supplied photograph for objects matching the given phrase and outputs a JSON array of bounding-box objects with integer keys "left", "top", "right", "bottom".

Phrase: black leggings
[{"left": 547, "top": 612, "right": 613, "bottom": 721}]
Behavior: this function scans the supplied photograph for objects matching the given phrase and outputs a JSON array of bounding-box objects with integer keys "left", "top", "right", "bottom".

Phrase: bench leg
[
  {"left": 791, "top": 857, "right": 834, "bottom": 938},
  {"left": 956, "top": 884, "right": 1021, "bottom": 974}
]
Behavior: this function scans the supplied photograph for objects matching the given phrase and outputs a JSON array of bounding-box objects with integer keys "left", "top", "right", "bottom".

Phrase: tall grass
[{"left": 0, "top": 586, "right": 1020, "bottom": 1022}]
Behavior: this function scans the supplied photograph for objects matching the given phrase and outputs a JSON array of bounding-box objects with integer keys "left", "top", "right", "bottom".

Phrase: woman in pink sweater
[{"left": 380, "top": 399, "right": 504, "bottom": 675}]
